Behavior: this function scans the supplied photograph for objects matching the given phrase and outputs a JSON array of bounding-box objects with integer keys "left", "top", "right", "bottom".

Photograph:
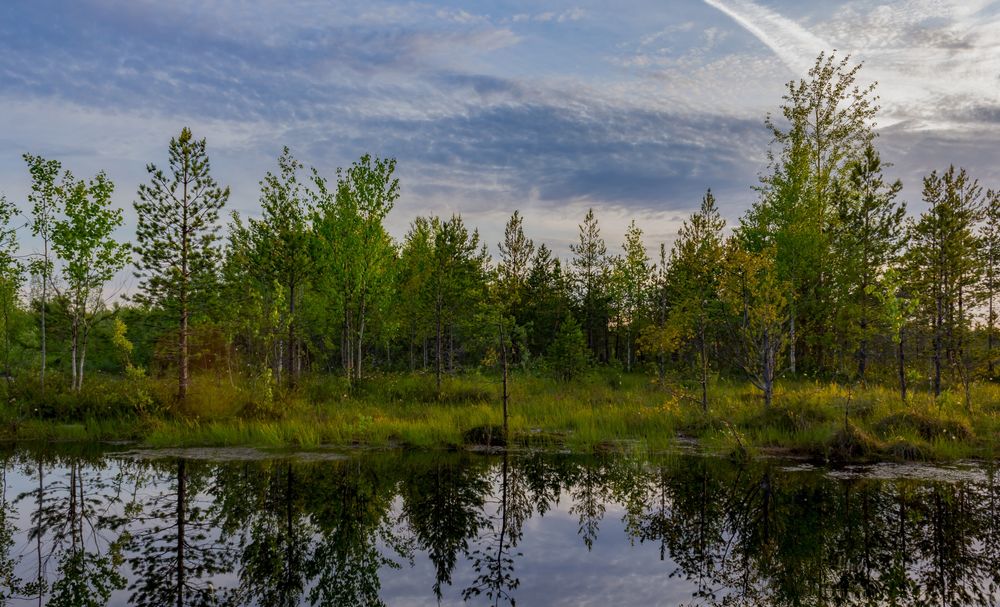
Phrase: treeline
[{"left": 1, "top": 51, "right": 998, "bottom": 412}]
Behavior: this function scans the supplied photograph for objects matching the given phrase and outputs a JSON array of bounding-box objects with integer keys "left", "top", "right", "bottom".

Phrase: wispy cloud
[{"left": 0, "top": 0, "right": 997, "bottom": 259}]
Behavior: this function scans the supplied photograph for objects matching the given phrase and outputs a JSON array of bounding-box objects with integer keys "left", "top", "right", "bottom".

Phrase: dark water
[{"left": 0, "top": 447, "right": 999, "bottom": 606}]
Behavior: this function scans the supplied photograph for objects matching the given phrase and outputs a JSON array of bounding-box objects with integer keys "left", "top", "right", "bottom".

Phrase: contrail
[{"left": 702, "top": 0, "right": 830, "bottom": 76}]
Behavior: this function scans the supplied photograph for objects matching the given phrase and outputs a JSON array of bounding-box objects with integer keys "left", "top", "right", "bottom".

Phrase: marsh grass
[{"left": 3, "top": 369, "right": 1000, "bottom": 462}]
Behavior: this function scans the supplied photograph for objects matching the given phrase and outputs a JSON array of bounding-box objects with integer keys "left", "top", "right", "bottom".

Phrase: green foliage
[{"left": 547, "top": 316, "right": 590, "bottom": 381}]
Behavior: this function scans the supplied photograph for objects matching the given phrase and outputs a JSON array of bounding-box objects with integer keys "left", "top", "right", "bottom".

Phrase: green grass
[{"left": 3, "top": 370, "right": 1000, "bottom": 462}]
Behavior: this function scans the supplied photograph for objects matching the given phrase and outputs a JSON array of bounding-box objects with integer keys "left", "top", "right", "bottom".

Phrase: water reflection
[{"left": 0, "top": 448, "right": 998, "bottom": 606}]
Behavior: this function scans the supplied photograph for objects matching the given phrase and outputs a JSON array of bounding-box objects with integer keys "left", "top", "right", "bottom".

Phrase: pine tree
[
  {"left": 906, "top": 166, "right": 983, "bottom": 405},
  {"left": 612, "top": 220, "right": 651, "bottom": 372},
  {"left": 981, "top": 189, "right": 1000, "bottom": 378},
  {"left": 830, "top": 144, "right": 905, "bottom": 381},
  {"left": 497, "top": 211, "right": 534, "bottom": 319},
  {"left": 667, "top": 189, "right": 726, "bottom": 411},
  {"left": 570, "top": 209, "right": 609, "bottom": 362},
  {"left": 132, "top": 128, "right": 229, "bottom": 404}
]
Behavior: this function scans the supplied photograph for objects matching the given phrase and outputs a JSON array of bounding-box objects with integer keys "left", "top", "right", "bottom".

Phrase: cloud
[
  {"left": 1, "top": 0, "right": 998, "bottom": 267},
  {"left": 510, "top": 8, "right": 587, "bottom": 24},
  {"left": 702, "top": 0, "right": 1000, "bottom": 132}
]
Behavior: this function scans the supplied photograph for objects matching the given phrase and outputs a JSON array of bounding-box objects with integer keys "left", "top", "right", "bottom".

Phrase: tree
[
  {"left": 517, "top": 244, "right": 571, "bottom": 361},
  {"left": 132, "top": 127, "right": 229, "bottom": 404},
  {"left": 830, "top": 145, "right": 905, "bottom": 381},
  {"left": 570, "top": 209, "right": 610, "bottom": 362},
  {"left": 312, "top": 154, "right": 398, "bottom": 382},
  {"left": 547, "top": 315, "right": 590, "bottom": 381},
  {"left": 23, "top": 153, "right": 62, "bottom": 392},
  {"left": 747, "top": 52, "right": 879, "bottom": 375},
  {"left": 719, "top": 242, "right": 789, "bottom": 408},
  {"left": 0, "top": 195, "right": 24, "bottom": 391},
  {"left": 399, "top": 216, "right": 490, "bottom": 394},
  {"left": 638, "top": 243, "right": 675, "bottom": 385},
  {"left": 242, "top": 147, "right": 314, "bottom": 386},
  {"left": 427, "top": 216, "right": 490, "bottom": 394},
  {"left": 497, "top": 210, "right": 534, "bottom": 316},
  {"left": 666, "top": 189, "right": 726, "bottom": 411},
  {"left": 981, "top": 188, "right": 1000, "bottom": 378},
  {"left": 496, "top": 210, "right": 535, "bottom": 364},
  {"left": 611, "top": 220, "right": 651, "bottom": 372},
  {"left": 906, "top": 166, "right": 983, "bottom": 405},
  {"left": 51, "top": 171, "right": 130, "bottom": 391}
]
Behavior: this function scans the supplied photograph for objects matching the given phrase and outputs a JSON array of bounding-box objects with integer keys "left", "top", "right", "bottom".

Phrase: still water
[{"left": 0, "top": 446, "right": 998, "bottom": 606}]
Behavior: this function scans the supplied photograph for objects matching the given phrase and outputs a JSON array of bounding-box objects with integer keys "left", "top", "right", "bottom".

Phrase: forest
[{"left": 1, "top": 52, "right": 998, "bottom": 461}]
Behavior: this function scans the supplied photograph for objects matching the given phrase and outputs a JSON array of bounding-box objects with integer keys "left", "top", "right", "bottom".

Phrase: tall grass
[{"left": 3, "top": 367, "right": 1000, "bottom": 461}]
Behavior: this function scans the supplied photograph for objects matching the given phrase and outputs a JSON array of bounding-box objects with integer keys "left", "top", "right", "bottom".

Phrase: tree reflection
[
  {"left": 0, "top": 449, "right": 999, "bottom": 606},
  {"left": 14, "top": 451, "right": 127, "bottom": 607},
  {"left": 125, "top": 458, "right": 231, "bottom": 607},
  {"left": 400, "top": 453, "right": 490, "bottom": 599}
]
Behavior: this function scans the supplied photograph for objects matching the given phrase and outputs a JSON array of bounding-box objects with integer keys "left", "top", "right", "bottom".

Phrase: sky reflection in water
[{"left": 0, "top": 447, "right": 998, "bottom": 606}]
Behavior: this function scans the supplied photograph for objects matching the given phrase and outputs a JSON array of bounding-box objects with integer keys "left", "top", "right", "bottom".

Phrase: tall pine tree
[{"left": 133, "top": 128, "right": 229, "bottom": 404}]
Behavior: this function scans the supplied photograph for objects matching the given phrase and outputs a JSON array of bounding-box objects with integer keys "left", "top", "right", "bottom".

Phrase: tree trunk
[
  {"left": 699, "top": 324, "right": 708, "bottom": 413},
  {"left": 71, "top": 316, "right": 78, "bottom": 392},
  {"left": 179, "top": 169, "right": 190, "bottom": 405},
  {"left": 77, "top": 324, "right": 89, "bottom": 392},
  {"left": 179, "top": 305, "right": 189, "bottom": 404},
  {"left": 933, "top": 284, "right": 943, "bottom": 397},
  {"left": 898, "top": 327, "right": 907, "bottom": 403},
  {"left": 500, "top": 320, "right": 509, "bottom": 441},
  {"left": 40, "top": 241, "right": 47, "bottom": 396},
  {"left": 762, "top": 328, "right": 773, "bottom": 409},
  {"left": 356, "top": 296, "right": 366, "bottom": 381},
  {"left": 286, "top": 280, "right": 296, "bottom": 388},
  {"left": 788, "top": 298, "right": 796, "bottom": 375},
  {"left": 435, "top": 300, "right": 443, "bottom": 396},
  {"left": 990, "top": 293, "right": 996, "bottom": 378}
]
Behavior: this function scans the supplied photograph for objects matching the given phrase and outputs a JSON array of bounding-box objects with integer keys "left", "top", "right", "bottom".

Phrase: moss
[
  {"left": 884, "top": 438, "right": 930, "bottom": 461},
  {"left": 874, "top": 412, "right": 973, "bottom": 442},
  {"left": 827, "top": 422, "right": 883, "bottom": 463}
]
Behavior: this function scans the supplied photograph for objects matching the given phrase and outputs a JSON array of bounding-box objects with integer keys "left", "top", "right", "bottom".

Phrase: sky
[{"left": 1, "top": 0, "right": 999, "bottom": 268}]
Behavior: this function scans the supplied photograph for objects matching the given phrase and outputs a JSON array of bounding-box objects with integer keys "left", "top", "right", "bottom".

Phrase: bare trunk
[
  {"left": 788, "top": 299, "right": 796, "bottom": 375},
  {"left": 356, "top": 296, "right": 366, "bottom": 381},
  {"left": 70, "top": 316, "right": 78, "bottom": 392},
  {"left": 435, "top": 299, "right": 443, "bottom": 396},
  {"left": 898, "top": 326, "right": 907, "bottom": 403},
  {"left": 77, "top": 324, "right": 88, "bottom": 391},
  {"left": 40, "top": 240, "right": 47, "bottom": 396},
  {"left": 286, "top": 280, "right": 296, "bottom": 388},
  {"left": 179, "top": 306, "right": 189, "bottom": 404},
  {"left": 500, "top": 320, "right": 509, "bottom": 441},
  {"left": 699, "top": 323, "right": 708, "bottom": 413},
  {"left": 933, "top": 284, "right": 943, "bottom": 397}
]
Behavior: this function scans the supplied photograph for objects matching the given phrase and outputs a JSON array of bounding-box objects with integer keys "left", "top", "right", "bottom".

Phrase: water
[{"left": 1, "top": 446, "right": 999, "bottom": 606}]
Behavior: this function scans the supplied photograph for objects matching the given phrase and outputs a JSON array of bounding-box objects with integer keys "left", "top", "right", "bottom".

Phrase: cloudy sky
[{"left": 1, "top": 0, "right": 998, "bottom": 263}]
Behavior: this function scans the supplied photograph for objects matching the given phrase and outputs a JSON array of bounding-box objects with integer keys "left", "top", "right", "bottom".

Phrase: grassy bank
[{"left": 1, "top": 371, "right": 999, "bottom": 462}]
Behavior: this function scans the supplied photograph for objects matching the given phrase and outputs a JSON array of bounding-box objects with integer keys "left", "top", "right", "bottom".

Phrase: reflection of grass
[{"left": 3, "top": 370, "right": 1000, "bottom": 462}]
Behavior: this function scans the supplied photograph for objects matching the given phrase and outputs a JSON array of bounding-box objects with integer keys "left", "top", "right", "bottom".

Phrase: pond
[{"left": 0, "top": 446, "right": 998, "bottom": 606}]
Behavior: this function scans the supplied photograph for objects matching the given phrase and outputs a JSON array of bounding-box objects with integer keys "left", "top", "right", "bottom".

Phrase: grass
[{"left": 2, "top": 369, "right": 1000, "bottom": 463}]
